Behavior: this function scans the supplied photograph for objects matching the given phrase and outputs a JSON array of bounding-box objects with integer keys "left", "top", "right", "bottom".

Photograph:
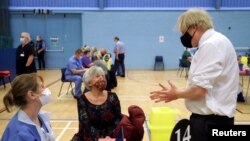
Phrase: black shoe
[{"left": 120, "top": 75, "right": 125, "bottom": 77}]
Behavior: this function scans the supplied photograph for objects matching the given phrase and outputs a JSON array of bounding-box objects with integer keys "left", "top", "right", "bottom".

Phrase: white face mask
[
  {"left": 39, "top": 88, "right": 52, "bottom": 106},
  {"left": 20, "top": 37, "right": 25, "bottom": 43}
]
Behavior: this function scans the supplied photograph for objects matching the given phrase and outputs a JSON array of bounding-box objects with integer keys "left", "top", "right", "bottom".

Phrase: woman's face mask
[
  {"left": 39, "top": 88, "right": 52, "bottom": 106},
  {"left": 20, "top": 37, "right": 25, "bottom": 43},
  {"left": 93, "top": 79, "right": 107, "bottom": 91}
]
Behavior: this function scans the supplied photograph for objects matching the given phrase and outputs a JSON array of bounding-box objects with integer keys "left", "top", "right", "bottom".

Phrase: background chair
[
  {"left": 58, "top": 68, "right": 73, "bottom": 97},
  {"left": 177, "top": 58, "right": 189, "bottom": 78},
  {"left": 154, "top": 56, "right": 164, "bottom": 70},
  {"left": 0, "top": 70, "right": 11, "bottom": 89}
]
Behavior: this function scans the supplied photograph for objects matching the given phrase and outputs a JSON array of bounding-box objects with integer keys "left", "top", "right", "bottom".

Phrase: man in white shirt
[{"left": 150, "top": 8, "right": 239, "bottom": 141}]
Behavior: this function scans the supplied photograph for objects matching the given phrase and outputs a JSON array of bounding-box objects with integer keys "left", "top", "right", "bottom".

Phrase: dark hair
[
  {"left": 83, "top": 49, "right": 90, "bottom": 55},
  {"left": 3, "top": 73, "right": 40, "bottom": 112},
  {"left": 75, "top": 48, "right": 83, "bottom": 54},
  {"left": 114, "top": 36, "right": 119, "bottom": 41}
]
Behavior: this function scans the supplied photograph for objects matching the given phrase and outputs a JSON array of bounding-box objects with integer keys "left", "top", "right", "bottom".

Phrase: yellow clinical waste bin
[{"left": 148, "top": 107, "right": 177, "bottom": 141}]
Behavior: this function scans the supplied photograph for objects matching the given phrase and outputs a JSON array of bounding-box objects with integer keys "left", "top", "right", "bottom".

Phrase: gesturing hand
[{"left": 150, "top": 80, "right": 178, "bottom": 103}]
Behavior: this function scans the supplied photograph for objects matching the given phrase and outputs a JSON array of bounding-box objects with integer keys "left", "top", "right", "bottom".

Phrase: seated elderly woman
[{"left": 72, "top": 66, "right": 122, "bottom": 141}]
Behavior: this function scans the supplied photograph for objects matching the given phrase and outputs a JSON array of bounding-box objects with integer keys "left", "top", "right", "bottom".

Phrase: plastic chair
[
  {"left": 154, "top": 56, "right": 164, "bottom": 70},
  {"left": 58, "top": 68, "right": 73, "bottom": 97},
  {"left": 0, "top": 70, "right": 11, "bottom": 89}
]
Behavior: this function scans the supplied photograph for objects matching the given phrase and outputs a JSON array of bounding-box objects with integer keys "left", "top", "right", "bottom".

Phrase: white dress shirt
[{"left": 185, "top": 29, "right": 239, "bottom": 118}]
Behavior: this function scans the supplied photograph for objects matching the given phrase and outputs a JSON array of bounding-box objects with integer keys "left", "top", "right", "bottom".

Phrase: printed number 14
[{"left": 175, "top": 125, "right": 191, "bottom": 141}]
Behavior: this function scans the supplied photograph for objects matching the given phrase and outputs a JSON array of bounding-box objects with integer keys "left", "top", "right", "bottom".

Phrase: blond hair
[{"left": 177, "top": 8, "right": 214, "bottom": 32}]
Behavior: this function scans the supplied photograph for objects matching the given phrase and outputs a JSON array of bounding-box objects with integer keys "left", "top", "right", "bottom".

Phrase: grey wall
[{"left": 9, "top": 10, "right": 250, "bottom": 70}]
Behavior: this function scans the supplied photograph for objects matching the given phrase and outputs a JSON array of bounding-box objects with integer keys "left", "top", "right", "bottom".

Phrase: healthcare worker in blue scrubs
[{"left": 2, "top": 73, "right": 55, "bottom": 141}]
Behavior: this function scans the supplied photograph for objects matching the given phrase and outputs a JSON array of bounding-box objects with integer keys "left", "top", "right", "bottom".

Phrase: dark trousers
[
  {"left": 190, "top": 113, "right": 234, "bottom": 141},
  {"left": 37, "top": 52, "right": 45, "bottom": 69},
  {"left": 114, "top": 53, "right": 125, "bottom": 77}
]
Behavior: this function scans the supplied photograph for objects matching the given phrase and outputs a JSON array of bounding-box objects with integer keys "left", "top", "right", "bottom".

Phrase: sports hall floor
[{"left": 1, "top": 70, "right": 250, "bottom": 141}]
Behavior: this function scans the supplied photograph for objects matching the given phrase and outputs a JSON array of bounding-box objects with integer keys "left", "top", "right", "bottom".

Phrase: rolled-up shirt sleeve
[{"left": 188, "top": 42, "right": 224, "bottom": 90}]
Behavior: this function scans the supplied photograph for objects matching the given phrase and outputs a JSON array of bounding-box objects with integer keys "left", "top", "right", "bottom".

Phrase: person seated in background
[
  {"left": 100, "top": 48, "right": 112, "bottom": 71},
  {"left": 72, "top": 66, "right": 122, "bottom": 141},
  {"left": 100, "top": 48, "right": 118, "bottom": 89},
  {"left": 93, "top": 59, "right": 117, "bottom": 91},
  {"left": 2, "top": 73, "right": 54, "bottom": 141},
  {"left": 100, "top": 48, "right": 107, "bottom": 59},
  {"left": 180, "top": 47, "right": 192, "bottom": 68},
  {"left": 237, "top": 55, "right": 245, "bottom": 102},
  {"left": 90, "top": 46, "right": 100, "bottom": 62},
  {"left": 238, "top": 55, "right": 245, "bottom": 74},
  {"left": 241, "top": 54, "right": 248, "bottom": 69},
  {"left": 65, "top": 48, "right": 87, "bottom": 99},
  {"left": 81, "top": 46, "right": 94, "bottom": 68}
]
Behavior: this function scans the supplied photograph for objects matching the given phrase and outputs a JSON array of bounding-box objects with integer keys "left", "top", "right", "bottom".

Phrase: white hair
[
  {"left": 93, "top": 60, "right": 108, "bottom": 74},
  {"left": 21, "top": 32, "right": 31, "bottom": 42},
  {"left": 83, "top": 66, "right": 105, "bottom": 89}
]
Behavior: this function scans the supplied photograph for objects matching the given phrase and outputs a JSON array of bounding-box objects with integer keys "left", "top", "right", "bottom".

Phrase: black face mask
[{"left": 180, "top": 31, "right": 193, "bottom": 48}]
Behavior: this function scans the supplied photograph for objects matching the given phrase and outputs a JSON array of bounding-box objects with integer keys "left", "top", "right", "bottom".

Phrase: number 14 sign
[{"left": 171, "top": 119, "right": 191, "bottom": 141}]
